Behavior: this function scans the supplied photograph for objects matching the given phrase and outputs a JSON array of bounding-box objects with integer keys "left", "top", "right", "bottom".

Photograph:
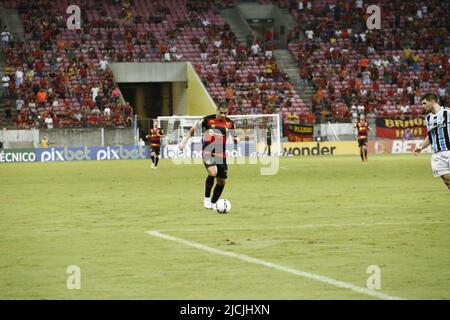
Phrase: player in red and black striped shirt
[
  {"left": 146, "top": 120, "right": 165, "bottom": 169},
  {"left": 178, "top": 103, "right": 238, "bottom": 210},
  {"left": 354, "top": 114, "right": 371, "bottom": 162}
]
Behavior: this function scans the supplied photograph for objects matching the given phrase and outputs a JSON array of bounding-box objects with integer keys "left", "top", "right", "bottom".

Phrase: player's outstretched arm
[
  {"left": 414, "top": 136, "right": 430, "bottom": 155},
  {"left": 178, "top": 126, "right": 195, "bottom": 150}
]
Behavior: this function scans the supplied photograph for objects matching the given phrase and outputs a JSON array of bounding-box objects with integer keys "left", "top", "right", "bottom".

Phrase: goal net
[{"left": 156, "top": 114, "right": 282, "bottom": 158}]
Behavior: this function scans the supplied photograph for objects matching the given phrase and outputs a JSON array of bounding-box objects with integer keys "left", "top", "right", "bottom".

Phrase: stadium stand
[
  {"left": 0, "top": 0, "right": 448, "bottom": 128},
  {"left": 0, "top": 0, "right": 308, "bottom": 128},
  {"left": 286, "top": 0, "right": 449, "bottom": 122}
]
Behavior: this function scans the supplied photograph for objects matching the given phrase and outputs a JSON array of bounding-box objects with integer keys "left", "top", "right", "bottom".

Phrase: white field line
[
  {"left": 158, "top": 220, "right": 449, "bottom": 233},
  {"left": 146, "top": 230, "right": 405, "bottom": 300}
]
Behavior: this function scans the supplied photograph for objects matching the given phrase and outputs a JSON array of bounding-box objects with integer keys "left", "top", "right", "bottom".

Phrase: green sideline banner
[{"left": 0, "top": 148, "right": 36, "bottom": 163}]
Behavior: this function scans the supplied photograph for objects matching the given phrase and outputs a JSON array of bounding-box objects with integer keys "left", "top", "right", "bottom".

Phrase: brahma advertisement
[{"left": 376, "top": 117, "right": 427, "bottom": 139}]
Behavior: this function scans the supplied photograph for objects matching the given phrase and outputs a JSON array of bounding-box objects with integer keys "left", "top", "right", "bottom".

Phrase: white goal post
[{"left": 156, "top": 114, "right": 282, "bottom": 158}]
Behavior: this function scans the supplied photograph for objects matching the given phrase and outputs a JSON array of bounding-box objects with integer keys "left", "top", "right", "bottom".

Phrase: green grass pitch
[{"left": 0, "top": 154, "right": 449, "bottom": 299}]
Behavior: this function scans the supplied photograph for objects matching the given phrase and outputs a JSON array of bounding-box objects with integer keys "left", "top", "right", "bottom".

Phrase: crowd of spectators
[
  {"left": 287, "top": 0, "right": 449, "bottom": 123},
  {"left": 2, "top": 0, "right": 448, "bottom": 128},
  {"left": 1, "top": 0, "right": 136, "bottom": 129}
]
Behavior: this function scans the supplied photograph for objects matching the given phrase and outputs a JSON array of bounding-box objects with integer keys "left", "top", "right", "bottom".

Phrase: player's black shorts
[
  {"left": 358, "top": 139, "right": 368, "bottom": 147},
  {"left": 203, "top": 156, "right": 228, "bottom": 179},
  {"left": 151, "top": 146, "right": 161, "bottom": 155}
]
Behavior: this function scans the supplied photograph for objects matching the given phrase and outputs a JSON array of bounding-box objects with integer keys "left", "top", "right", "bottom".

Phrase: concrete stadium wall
[
  {"left": 269, "top": 6, "right": 289, "bottom": 48},
  {"left": 0, "top": 128, "right": 39, "bottom": 148},
  {"left": 238, "top": 3, "right": 273, "bottom": 18},
  {"left": 110, "top": 62, "right": 187, "bottom": 82},
  {"left": 1, "top": 128, "right": 135, "bottom": 148},
  {"left": 186, "top": 62, "right": 217, "bottom": 115},
  {"left": 40, "top": 128, "right": 135, "bottom": 148},
  {"left": 110, "top": 62, "right": 214, "bottom": 116},
  {"left": 172, "top": 82, "right": 188, "bottom": 115}
]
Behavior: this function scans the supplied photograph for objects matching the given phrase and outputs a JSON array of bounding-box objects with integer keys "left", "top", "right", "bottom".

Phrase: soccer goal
[{"left": 157, "top": 114, "right": 282, "bottom": 158}]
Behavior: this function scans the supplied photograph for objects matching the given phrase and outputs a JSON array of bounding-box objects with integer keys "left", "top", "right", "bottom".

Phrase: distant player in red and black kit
[
  {"left": 178, "top": 103, "right": 238, "bottom": 210},
  {"left": 146, "top": 120, "right": 164, "bottom": 169},
  {"left": 354, "top": 114, "right": 370, "bottom": 162}
]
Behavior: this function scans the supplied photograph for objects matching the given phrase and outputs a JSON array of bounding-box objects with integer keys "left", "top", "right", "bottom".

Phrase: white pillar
[{"left": 101, "top": 128, "right": 105, "bottom": 146}]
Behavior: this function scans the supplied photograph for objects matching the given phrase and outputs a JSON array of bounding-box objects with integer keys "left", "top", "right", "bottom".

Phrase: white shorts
[{"left": 431, "top": 151, "right": 450, "bottom": 177}]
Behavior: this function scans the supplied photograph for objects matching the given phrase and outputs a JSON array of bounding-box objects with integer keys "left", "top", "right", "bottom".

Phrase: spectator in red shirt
[
  {"left": 34, "top": 60, "right": 44, "bottom": 77},
  {"left": 205, "top": 73, "right": 214, "bottom": 87}
]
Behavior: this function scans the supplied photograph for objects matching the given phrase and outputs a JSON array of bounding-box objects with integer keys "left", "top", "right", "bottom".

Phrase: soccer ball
[{"left": 216, "top": 199, "right": 231, "bottom": 214}]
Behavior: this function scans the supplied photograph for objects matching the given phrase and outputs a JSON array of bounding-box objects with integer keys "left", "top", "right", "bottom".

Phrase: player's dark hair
[
  {"left": 218, "top": 101, "right": 228, "bottom": 109},
  {"left": 420, "top": 93, "right": 438, "bottom": 103}
]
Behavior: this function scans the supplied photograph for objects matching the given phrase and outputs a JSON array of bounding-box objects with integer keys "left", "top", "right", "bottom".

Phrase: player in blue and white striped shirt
[{"left": 414, "top": 93, "right": 450, "bottom": 191}]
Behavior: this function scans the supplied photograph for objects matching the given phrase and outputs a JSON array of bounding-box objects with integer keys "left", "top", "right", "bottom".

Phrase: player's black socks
[
  {"left": 211, "top": 184, "right": 225, "bottom": 204},
  {"left": 155, "top": 157, "right": 159, "bottom": 167},
  {"left": 205, "top": 175, "right": 215, "bottom": 198},
  {"left": 364, "top": 150, "right": 368, "bottom": 159},
  {"left": 151, "top": 156, "right": 155, "bottom": 164},
  {"left": 360, "top": 152, "right": 364, "bottom": 161}
]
